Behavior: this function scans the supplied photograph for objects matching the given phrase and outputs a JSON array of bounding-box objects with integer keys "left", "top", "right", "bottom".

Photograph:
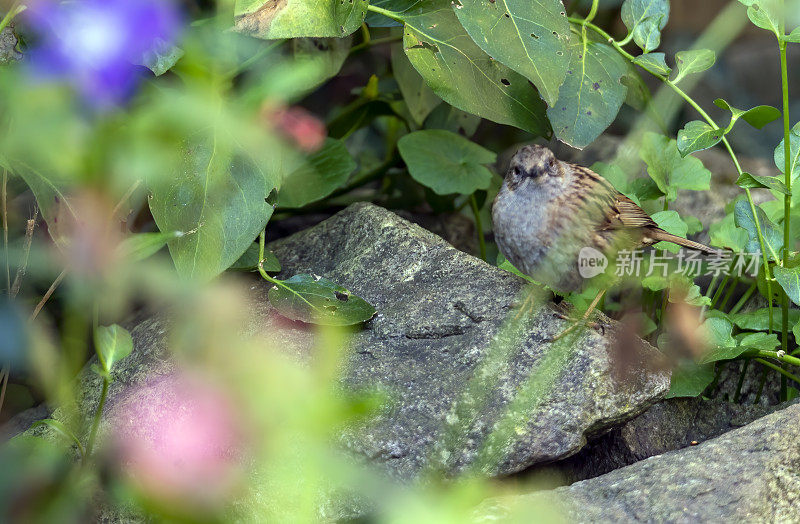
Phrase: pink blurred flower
[
  {"left": 265, "top": 105, "right": 326, "bottom": 152},
  {"left": 108, "top": 373, "right": 243, "bottom": 507}
]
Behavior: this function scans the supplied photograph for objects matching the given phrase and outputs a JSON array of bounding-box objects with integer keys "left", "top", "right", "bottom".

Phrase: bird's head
[{"left": 504, "top": 145, "right": 565, "bottom": 191}]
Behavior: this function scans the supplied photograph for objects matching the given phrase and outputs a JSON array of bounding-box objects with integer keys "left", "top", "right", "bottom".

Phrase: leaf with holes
[
  {"left": 401, "top": 0, "right": 549, "bottom": 135},
  {"left": 632, "top": 52, "right": 671, "bottom": 76},
  {"left": 547, "top": 38, "right": 628, "bottom": 148},
  {"left": 268, "top": 274, "right": 376, "bottom": 325},
  {"left": 736, "top": 172, "right": 790, "bottom": 194},
  {"left": 398, "top": 130, "right": 496, "bottom": 195},
  {"left": 94, "top": 324, "right": 134, "bottom": 374},
  {"left": 714, "top": 98, "right": 781, "bottom": 132},
  {"left": 621, "top": 0, "right": 670, "bottom": 52},
  {"left": 672, "top": 49, "right": 715, "bottom": 84},
  {"left": 234, "top": 0, "right": 368, "bottom": 39},
  {"left": 774, "top": 121, "right": 800, "bottom": 181},
  {"left": 392, "top": 43, "right": 441, "bottom": 125},
  {"left": 733, "top": 200, "right": 783, "bottom": 260},
  {"left": 773, "top": 266, "right": 800, "bottom": 305},
  {"left": 677, "top": 120, "right": 724, "bottom": 156},
  {"left": 454, "top": 0, "right": 570, "bottom": 107},
  {"left": 278, "top": 138, "right": 356, "bottom": 208}
]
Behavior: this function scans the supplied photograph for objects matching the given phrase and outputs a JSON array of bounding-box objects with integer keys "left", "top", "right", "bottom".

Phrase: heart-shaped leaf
[
  {"left": 773, "top": 265, "right": 800, "bottom": 305},
  {"left": 278, "top": 138, "right": 356, "bottom": 208},
  {"left": 229, "top": 242, "right": 281, "bottom": 272},
  {"left": 401, "top": 0, "right": 549, "bottom": 135},
  {"left": 666, "top": 361, "right": 715, "bottom": 398},
  {"left": 738, "top": 331, "right": 780, "bottom": 351},
  {"left": 547, "top": 38, "right": 628, "bottom": 148},
  {"left": 672, "top": 49, "right": 715, "bottom": 84},
  {"left": 621, "top": 0, "right": 670, "bottom": 52},
  {"left": 733, "top": 200, "right": 783, "bottom": 260},
  {"left": 736, "top": 172, "right": 790, "bottom": 194},
  {"left": 677, "top": 120, "right": 724, "bottom": 156},
  {"left": 391, "top": 44, "right": 441, "bottom": 125},
  {"left": 94, "top": 324, "right": 134, "bottom": 374},
  {"left": 454, "top": 0, "right": 570, "bottom": 107},
  {"left": 632, "top": 52, "right": 672, "bottom": 76},
  {"left": 398, "top": 130, "right": 496, "bottom": 195},
  {"left": 234, "top": 0, "right": 368, "bottom": 39},
  {"left": 713, "top": 98, "right": 781, "bottom": 131},
  {"left": 268, "top": 274, "right": 376, "bottom": 325},
  {"left": 118, "top": 231, "right": 185, "bottom": 262}
]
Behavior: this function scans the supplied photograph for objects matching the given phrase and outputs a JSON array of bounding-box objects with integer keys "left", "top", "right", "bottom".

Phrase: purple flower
[{"left": 24, "top": 0, "right": 182, "bottom": 108}]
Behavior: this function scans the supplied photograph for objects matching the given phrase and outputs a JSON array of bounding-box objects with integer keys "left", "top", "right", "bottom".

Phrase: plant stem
[
  {"left": 779, "top": 12, "right": 792, "bottom": 376},
  {"left": 10, "top": 211, "right": 36, "bottom": 299},
  {"left": 0, "top": 2, "right": 25, "bottom": 34},
  {"left": 366, "top": 5, "right": 405, "bottom": 24},
  {"left": 257, "top": 230, "right": 315, "bottom": 309},
  {"left": 743, "top": 349, "right": 800, "bottom": 368},
  {"left": 729, "top": 281, "right": 756, "bottom": 315},
  {"left": 30, "top": 269, "right": 67, "bottom": 321},
  {"left": 1, "top": 169, "right": 8, "bottom": 294},
  {"left": 754, "top": 358, "right": 800, "bottom": 387},
  {"left": 350, "top": 35, "right": 404, "bottom": 55},
  {"left": 85, "top": 378, "right": 109, "bottom": 460},
  {"left": 733, "top": 359, "right": 749, "bottom": 403},
  {"left": 469, "top": 193, "right": 486, "bottom": 261}
]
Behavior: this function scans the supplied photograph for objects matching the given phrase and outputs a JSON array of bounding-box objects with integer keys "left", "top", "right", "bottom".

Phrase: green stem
[
  {"left": 754, "top": 358, "right": 800, "bottom": 386},
  {"left": 257, "top": 231, "right": 315, "bottom": 310},
  {"left": 366, "top": 5, "right": 405, "bottom": 23},
  {"left": 729, "top": 281, "right": 756, "bottom": 315},
  {"left": 733, "top": 359, "right": 749, "bottom": 403},
  {"left": 350, "top": 35, "right": 404, "bottom": 55},
  {"left": 85, "top": 378, "right": 109, "bottom": 460},
  {"left": 0, "top": 2, "right": 24, "bottom": 34},
  {"left": 743, "top": 349, "right": 800, "bottom": 368},
  {"left": 583, "top": 0, "right": 599, "bottom": 27},
  {"left": 779, "top": 12, "right": 792, "bottom": 367},
  {"left": 719, "top": 276, "right": 739, "bottom": 311},
  {"left": 469, "top": 193, "right": 486, "bottom": 261},
  {"left": 2, "top": 169, "right": 8, "bottom": 294}
]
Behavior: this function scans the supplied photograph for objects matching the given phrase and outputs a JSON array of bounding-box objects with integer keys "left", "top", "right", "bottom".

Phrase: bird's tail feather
[{"left": 646, "top": 229, "right": 721, "bottom": 255}]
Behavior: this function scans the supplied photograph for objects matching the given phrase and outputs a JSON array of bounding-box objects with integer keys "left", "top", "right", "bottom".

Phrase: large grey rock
[
  {"left": 485, "top": 402, "right": 800, "bottom": 522},
  {"left": 26, "top": 203, "right": 670, "bottom": 480}
]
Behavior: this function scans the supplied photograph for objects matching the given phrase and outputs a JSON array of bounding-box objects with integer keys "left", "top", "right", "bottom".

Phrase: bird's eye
[
  {"left": 512, "top": 166, "right": 521, "bottom": 176},
  {"left": 548, "top": 158, "right": 555, "bottom": 167}
]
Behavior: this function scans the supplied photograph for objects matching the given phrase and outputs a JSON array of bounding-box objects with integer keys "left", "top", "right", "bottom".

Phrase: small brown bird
[{"left": 492, "top": 145, "right": 717, "bottom": 335}]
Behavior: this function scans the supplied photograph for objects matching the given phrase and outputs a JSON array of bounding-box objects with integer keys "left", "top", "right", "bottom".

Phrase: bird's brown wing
[{"left": 597, "top": 192, "right": 658, "bottom": 232}]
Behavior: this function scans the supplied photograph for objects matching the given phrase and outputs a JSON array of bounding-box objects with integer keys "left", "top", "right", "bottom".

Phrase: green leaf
[
  {"left": 709, "top": 213, "right": 748, "bottom": 251},
  {"left": 290, "top": 37, "right": 353, "bottom": 94},
  {"left": 738, "top": 331, "right": 780, "bottom": 351},
  {"left": 234, "top": 0, "right": 368, "bottom": 39},
  {"left": 402, "top": 1, "right": 549, "bottom": 135},
  {"left": 268, "top": 274, "right": 376, "bottom": 325},
  {"left": 733, "top": 199, "right": 783, "bottom": 260},
  {"left": 31, "top": 419, "right": 85, "bottom": 457},
  {"left": 651, "top": 210, "right": 688, "bottom": 253},
  {"left": 621, "top": 63, "right": 653, "bottom": 112},
  {"left": 786, "top": 26, "right": 800, "bottom": 42},
  {"left": 672, "top": 49, "right": 715, "bottom": 84},
  {"left": 632, "top": 52, "right": 671, "bottom": 76},
  {"left": 713, "top": 98, "right": 781, "bottom": 131},
  {"left": 774, "top": 121, "right": 800, "bottom": 181},
  {"left": 730, "top": 308, "right": 800, "bottom": 331},
  {"left": 424, "top": 103, "right": 482, "bottom": 136},
  {"left": 666, "top": 361, "right": 715, "bottom": 398},
  {"left": 398, "top": 130, "right": 496, "bottom": 195},
  {"left": 547, "top": 38, "right": 628, "bottom": 148},
  {"left": 278, "top": 138, "right": 356, "bottom": 208},
  {"left": 640, "top": 132, "right": 711, "bottom": 201},
  {"left": 391, "top": 43, "right": 441, "bottom": 125},
  {"left": 773, "top": 265, "right": 800, "bottom": 305},
  {"left": 454, "top": 0, "right": 570, "bottom": 107},
  {"left": 149, "top": 137, "right": 281, "bottom": 281},
  {"left": 118, "top": 231, "right": 185, "bottom": 262},
  {"left": 737, "top": 0, "right": 781, "bottom": 37},
  {"left": 94, "top": 324, "right": 134, "bottom": 374},
  {"left": 229, "top": 242, "right": 281, "bottom": 272},
  {"left": 676, "top": 120, "right": 724, "bottom": 156},
  {"left": 621, "top": 0, "right": 670, "bottom": 52},
  {"left": 736, "top": 172, "right": 790, "bottom": 195},
  {"left": 140, "top": 38, "right": 183, "bottom": 76},
  {"left": 684, "top": 215, "right": 703, "bottom": 235}
]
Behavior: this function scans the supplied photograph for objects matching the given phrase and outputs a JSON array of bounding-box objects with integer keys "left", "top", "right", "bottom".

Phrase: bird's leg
[{"left": 551, "top": 289, "right": 607, "bottom": 341}]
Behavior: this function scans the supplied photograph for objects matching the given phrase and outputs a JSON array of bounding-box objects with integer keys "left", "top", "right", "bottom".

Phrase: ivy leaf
[
  {"left": 666, "top": 361, "right": 715, "bottom": 398},
  {"left": 398, "top": 130, "right": 496, "bottom": 195},
  {"left": 118, "top": 231, "right": 185, "bottom": 262},
  {"left": 651, "top": 210, "right": 688, "bottom": 253},
  {"left": 736, "top": 172, "right": 790, "bottom": 195},
  {"left": 229, "top": 242, "right": 281, "bottom": 272},
  {"left": 672, "top": 49, "right": 715, "bottom": 84},
  {"left": 632, "top": 52, "right": 671, "bottom": 76},
  {"left": 278, "top": 138, "right": 356, "bottom": 208},
  {"left": 234, "top": 0, "right": 368, "bottom": 39},
  {"left": 268, "top": 274, "right": 376, "bottom": 325},
  {"left": 640, "top": 132, "right": 711, "bottom": 201},
  {"left": 773, "top": 266, "right": 800, "bottom": 305},
  {"left": 737, "top": 0, "right": 782, "bottom": 37},
  {"left": 713, "top": 98, "right": 781, "bottom": 131},
  {"left": 401, "top": 1, "right": 549, "bottom": 136},
  {"left": 547, "top": 38, "right": 628, "bottom": 148},
  {"left": 391, "top": 44, "right": 441, "bottom": 125},
  {"left": 454, "top": 0, "right": 570, "bottom": 107},
  {"left": 94, "top": 324, "right": 134, "bottom": 374},
  {"left": 676, "top": 120, "right": 724, "bottom": 156},
  {"left": 621, "top": 0, "right": 670, "bottom": 52},
  {"left": 774, "top": 121, "right": 800, "bottom": 181},
  {"left": 733, "top": 200, "right": 783, "bottom": 260}
]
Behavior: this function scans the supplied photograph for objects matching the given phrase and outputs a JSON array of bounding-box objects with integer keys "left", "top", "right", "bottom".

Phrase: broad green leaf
[
  {"left": 398, "top": 130, "right": 496, "bottom": 195},
  {"left": 736, "top": 172, "right": 790, "bottom": 195},
  {"left": 278, "top": 138, "right": 356, "bottom": 208},
  {"left": 234, "top": 0, "right": 368, "bottom": 39},
  {"left": 672, "top": 49, "right": 715, "bottom": 84},
  {"left": 229, "top": 242, "right": 281, "bottom": 272},
  {"left": 402, "top": 1, "right": 549, "bottom": 135},
  {"left": 774, "top": 121, "right": 800, "bottom": 181},
  {"left": 684, "top": 215, "right": 703, "bottom": 235},
  {"left": 665, "top": 361, "right": 715, "bottom": 398},
  {"left": 365, "top": 0, "right": 417, "bottom": 26},
  {"left": 454, "top": 0, "right": 570, "bottom": 107},
  {"left": 701, "top": 316, "right": 737, "bottom": 347},
  {"left": 149, "top": 137, "right": 280, "bottom": 281},
  {"left": 621, "top": 0, "right": 670, "bottom": 52},
  {"left": 651, "top": 210, "right": 688, "bottom": 253},
  {"left": 632, "top": 52, "right": 671, "bottom": 76},
  {"left": 94, "top": 324, "right": 134, "bottom": 374},
  {"left": 738, "top": 331, "right": 780, "bottom": 351},
  {"left": 731, "top": 308, "right": 800, "bottom": 331},
  {"left": 547, "top": 38, "right": 628, "bottom": 148},
  {"left": 676, "top": 120, "right": 724, "bottom": 156},
  {"left": 773, "top": 265, "right": 800, "bottom": 305},
  {"left": 118, "top": 231, "right": 185, "bottom": 262},
  {"left": 640, "top": 132, "right": 711, "bottom": 201},
  {"left": 737, "top": 0, "right": 781, "bottom": 37},
  {"left": 268, "top": 274, "right": 376, "bottom": 325},
  {"left": 424, "top": 103, "right": 482, "bottom": 136},
  {"left": 698, "top": 344, "right": 752, "bottom": 364},
  {"left": 31, "top": 419, "right": 85, "bottom": 457},
  {"left": 290, "top": 37, "right": 352, "bottom": 94},
  {"left": 786, "top": 26, "right": 800, "bottom": 42},
  {"left": 733, "top": 199, "right": 783, "bottom": 260},
  {"left": 709, "top": 213, "right": 748, "bottom": 251},
  {"left": 140, "top": 38, "right": 183, "bottom": 76},
  {"left": 391, "top": 44, "right": 441, "bottom": 125},
  {"left": 713, "top": 98, "right": 781, "bottom": 131}
]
